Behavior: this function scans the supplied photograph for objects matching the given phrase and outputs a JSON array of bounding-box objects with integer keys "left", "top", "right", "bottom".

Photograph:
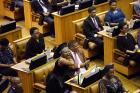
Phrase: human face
[
  {"left": 70, "top": 42, "right": 80, "bottom": 52},
  {"left": 32, "top": 29, "right": 40, "bottom": 39},
  {"left": 110, "top": 2, "right": 117, "bottom": 11},
  {"left": 121, "top": 24, "right": 128, "bottom": 34},
  {"left": 61, "top": 48, "right": 71, "bottom": 59},
  {"left": 106, "top": 68, "right": 115, "bottom": 78},
  {"left": 90, "top": 10, "right": 96, "bottom": 18}
]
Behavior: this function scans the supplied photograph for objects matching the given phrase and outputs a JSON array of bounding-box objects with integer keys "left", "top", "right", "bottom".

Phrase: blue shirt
[
  {"left": 105, "top": 8, "right": 125, "bottom": 24},
  {"left": 0, "top": 47, "right": 14, "bottom": 64}
]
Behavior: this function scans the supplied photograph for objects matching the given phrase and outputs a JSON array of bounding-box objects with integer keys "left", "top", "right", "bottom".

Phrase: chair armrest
[
  {"left": 74, "top": 33, "right": 86, "bottom": 40},
  {"left": 113, "top": 49, "right": 128, "bottom": 57},
  {"left": 34, "top": 83, "right": 46, "bottom": 90}
]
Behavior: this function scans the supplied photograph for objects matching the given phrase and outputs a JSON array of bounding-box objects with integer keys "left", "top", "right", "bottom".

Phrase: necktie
[
  {"left": 74, "top": 53, "right": 80, "bottom": 68},
  {"left": 39, "top": 0, "right": 46, "bottom": 7},
  {"left": 93, "top": 18, "right": 100, "bottom": 32}
]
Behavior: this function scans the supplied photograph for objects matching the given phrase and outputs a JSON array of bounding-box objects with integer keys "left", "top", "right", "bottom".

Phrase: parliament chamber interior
[{"left": 0, "top": 0, "right": 140, "bottom": 93}]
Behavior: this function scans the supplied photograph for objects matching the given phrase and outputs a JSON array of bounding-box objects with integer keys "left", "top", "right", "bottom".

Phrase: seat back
[
  {"left": 90, "top": 84, "right": 99, "bottom": 93},
  {"left": 131, "top": 29, "right": 139, "bottom": 42},
  {"left": 33, "top": 60, "right": 55, "bottom": 83},
  {"left": 13, "top": 36, "right": 30, "bottom": 62}
]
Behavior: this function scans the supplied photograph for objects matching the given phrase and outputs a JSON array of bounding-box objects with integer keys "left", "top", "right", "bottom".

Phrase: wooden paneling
[
  {"left": 117, "top": 0, "right": 134, "bottom": 20},
  {"left": 98, "top": 30, "right": 116, "bottom": 65},
  {"left": 24, "top": 0, "right": 32, "bottom": 28},
  {"left": 0, "top": 27, "right": 22, "bottom": 44},
  {"left": 0, "top": 0, "right": 4, "bottom": 16}
]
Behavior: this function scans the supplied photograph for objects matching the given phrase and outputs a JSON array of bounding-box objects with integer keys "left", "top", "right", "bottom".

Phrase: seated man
[
  {"left": 68, "top": 40, "right": 90, "bottom": 74},
  {"left": 117, "top": 22, "right": 140, "bottom": 66},
  {"left": 10, "top": 0, "right": 23, "bottom": 11},
  {"left": 25, "top": 27, "right": 45, "bottom": 59},
  {"left": 104, "top": 0, "right": 126, "bottom": 27},
  {"left": 99, "top": 64, "right": 127, "bottom": 93},
  {"left": 133, "top": 0, "right": 140, "bottom": 19},
  {"left": 0, "top": 38, "right": 18, "bottom": 77},
  {"left": 31, "top": 0, "right": 55, "bottom": 36},
  {"left": 83, "top": 6, "right": 104, "bottom": 59}
]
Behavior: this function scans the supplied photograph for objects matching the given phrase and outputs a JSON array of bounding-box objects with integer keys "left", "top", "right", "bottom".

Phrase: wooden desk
[
  {"left": 52, "top": 2, "right": 110, "bottom": 44},
  {"left": 0, "top": 27, "right": 22, "bottom": 44},
  {"left": 65, "top": 66, "right": 99, "bottom": 93},
  {"left": 98, "top": 30, "right": 116, "bottom": 65},
  {"left": 11, "top": 52, "right": 55, "bottom": 93},
  {"left": 11, "top": 61, "right": 33, "bottom": 93}
]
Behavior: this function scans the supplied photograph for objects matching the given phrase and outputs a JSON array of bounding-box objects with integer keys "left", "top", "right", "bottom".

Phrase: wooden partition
[
  {"left": 98, "top": 30, "right": 116, "bottom": 65},
  {"left": 117, "top": 0, "right": 134, "bottom": 20},
  {"left": 24, "top": 0, "right": 32, "bottom": 28},
  {"left": 0, "top": 27, "right": 22, "bottom": 44},
  {"left": 0, "top": 0, "right": 4, "bottom": 16}
]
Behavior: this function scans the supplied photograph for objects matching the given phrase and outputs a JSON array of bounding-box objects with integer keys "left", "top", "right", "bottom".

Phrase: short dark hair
[
  {"left": 118, "top": 22, "right": 127, "bottom": 30},
  {"left": 88, "top": 6, "right": 96, "bottom": 13},
  {"left": 102, "top": 64, "right": 114, "bottom": 74},
  {"left": 109, "top": 0, "right": 116, "bottom": 5},
  {"left": 0, "top": 38, "right": 9, "bottom": 46},
  {"left": 30, "top": 27, "right": 38, "bottom": 35},
  {"left": 68, "top": 40, "right": 78, "bottom": 49}
]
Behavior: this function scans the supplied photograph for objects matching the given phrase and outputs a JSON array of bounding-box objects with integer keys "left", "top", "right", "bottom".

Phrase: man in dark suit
[
  {"left": 25, "top": 27, "right": 45, "bottom": 59},
  {"left": 31, "top": 0, "right": 55, "bottom": 37},
  {"left": 83, "top": 6, "right": 104, "bottom": 60}
]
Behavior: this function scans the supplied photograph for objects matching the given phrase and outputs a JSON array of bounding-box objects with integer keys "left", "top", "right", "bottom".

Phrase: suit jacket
[
  {"left": 31, "top": 0, "right": 52, "bottom": 14},
  {"left": 83, "top": 16, "right": 103, "bottom": 39},
  {"left": 25, "top": 37, "right": 45, "bottom": 59},
  {"left": 71, "top": 49, "right": 86, "bottom": 65}
]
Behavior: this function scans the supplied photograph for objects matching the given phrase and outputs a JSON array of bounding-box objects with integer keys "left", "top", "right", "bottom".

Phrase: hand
[
  {"left": 97, "top": 34, "right": 102, "bottom": 38},
  {"left": 135, "top": 45, "right": 139, "bottom": 50}
]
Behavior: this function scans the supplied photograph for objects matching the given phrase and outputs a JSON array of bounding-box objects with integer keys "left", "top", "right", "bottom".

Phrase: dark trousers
[
  {"left": 88, "top": 37, "right": 104, "bottom": 55},
  {"left": 44, "top": 16, "right": 55, "bottom": 36},
  {"left": 0, "top": 67, "right": 18, "bottom": 77},
  {"left": 124, "top": 52, "right": 140, "bottom": 66}
]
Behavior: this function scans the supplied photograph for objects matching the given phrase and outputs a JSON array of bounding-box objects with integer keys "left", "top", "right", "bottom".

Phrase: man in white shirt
[{"left": 68, "top": 40, "right": 90, "bottom": 74}]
